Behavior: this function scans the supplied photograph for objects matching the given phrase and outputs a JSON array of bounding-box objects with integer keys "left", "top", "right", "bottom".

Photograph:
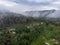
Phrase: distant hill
[
  {"left": 22, "top": 10, "right": 60, "bottom": 20},
  {"left": 0, "top": 9, "right": 60, "bottom": 19},
  {"left": 22, "top": 10, "right": 55, "bottom": 18},
  {"left": 0, "top": 9, "right": 60, "bottom": 28}
]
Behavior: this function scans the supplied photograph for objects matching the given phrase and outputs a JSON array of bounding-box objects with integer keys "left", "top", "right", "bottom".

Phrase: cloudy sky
[{"left": 0, "top": 0, "right": 60, "bottom": 13}]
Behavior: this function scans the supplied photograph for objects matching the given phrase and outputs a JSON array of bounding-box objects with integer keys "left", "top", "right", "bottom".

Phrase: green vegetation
[
  {"left": 0, "top": 22, "right": 60, "bottom": 45},
  {"left": 0, "top": 15, "right": 60, "bottom": 45}
]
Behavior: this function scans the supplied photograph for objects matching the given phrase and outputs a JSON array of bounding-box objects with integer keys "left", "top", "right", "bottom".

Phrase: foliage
[{"left": 0, "top": 15, "right": 60, "bottom": 45}]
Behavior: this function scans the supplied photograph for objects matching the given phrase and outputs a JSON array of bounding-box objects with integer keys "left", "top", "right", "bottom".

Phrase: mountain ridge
[{"left": 0, "top": 9, "right": 60, "bottom": 19}]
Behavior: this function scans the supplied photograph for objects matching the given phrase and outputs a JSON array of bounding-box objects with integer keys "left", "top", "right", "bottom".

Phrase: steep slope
[{"left": 0, "top": 9, "right": 27, "bottom": 28}]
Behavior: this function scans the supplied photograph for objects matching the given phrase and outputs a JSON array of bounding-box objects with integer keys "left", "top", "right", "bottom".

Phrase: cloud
[
  {"left": 52, "top": 2, "right": 60, "bottom": 5},
  {"left": 0, "top": 0, "right": 18, "bottom": 7},
  {"left": 0, "top": 0, "right": 60, "bottom": 13},
  {"left": 27, "top": 0, "right": 52, "bottom": 3}
]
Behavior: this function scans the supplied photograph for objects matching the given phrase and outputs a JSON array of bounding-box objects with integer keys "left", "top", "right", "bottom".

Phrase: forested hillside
[{"left": 0, "top": 15, "right": 60, "bottom": 45}]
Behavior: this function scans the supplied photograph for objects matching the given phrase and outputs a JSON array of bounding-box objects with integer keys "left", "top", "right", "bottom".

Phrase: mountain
[
  {"left": 0, "top": 9, "right": 25, "bottom": 18},
  {"left": 46, "top": 10, "right": 60, "bottom": 18},
  {"left": 0, "top": 9, "right": 60, "bottom": 19},
  {"left": 0, "top": 9, "right": 27, "bottom": 28},
  {"left": 0, "top": 9, "right": 60, "bottom": 28},
  {"left": 23, "top": 9, "right": 56, "bottom": 18},
  {"left": 22, "top": 10, "right": 60, "bottom": 20}
]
